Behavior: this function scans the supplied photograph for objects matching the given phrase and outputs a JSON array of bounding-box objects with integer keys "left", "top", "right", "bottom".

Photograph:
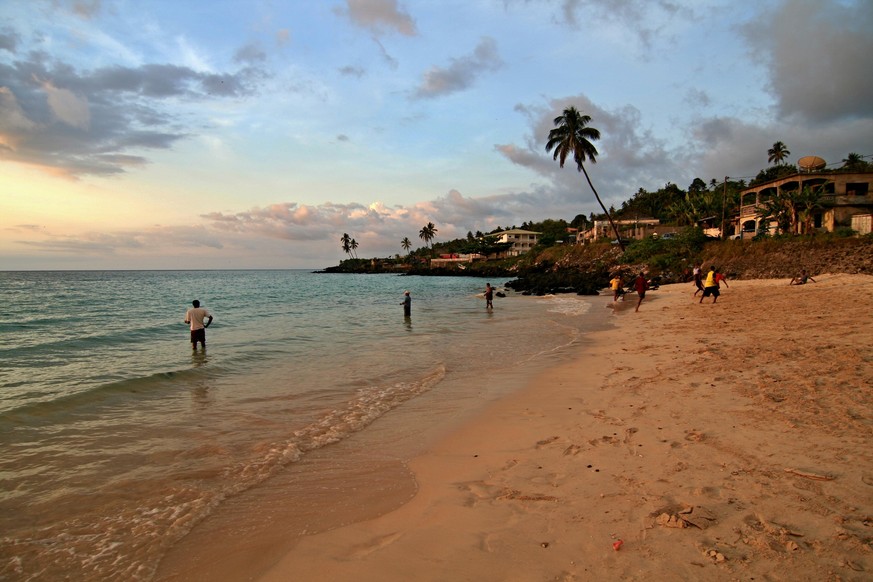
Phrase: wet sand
[{"left": 255, "top": 274, "right": 873, "bottom": 581}]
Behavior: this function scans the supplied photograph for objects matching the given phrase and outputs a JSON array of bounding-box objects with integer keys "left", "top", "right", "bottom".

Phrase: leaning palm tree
[
  {"left": 340, "top": 233, "right": 352, "bottom": 257},
  {"left": 349, "top": 238, "right": 359, "bottom": 258},
  {"left": 768, "top": 141, "right": 790, "bottom": 165},
  {"left": 401, "top": 237, "right": 412, "bottom": 254},
  {"left": 545, "top": 106, "right": 624, "bottom": 250}
]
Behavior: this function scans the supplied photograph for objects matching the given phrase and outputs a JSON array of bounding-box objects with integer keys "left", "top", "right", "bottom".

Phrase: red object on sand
[{"left": 613, "top": 539, "right": 623, "bottom": 551}]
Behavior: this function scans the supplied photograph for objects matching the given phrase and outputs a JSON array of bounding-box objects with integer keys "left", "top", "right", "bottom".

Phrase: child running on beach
[
  {"left": 610, "top": 274, "right": 624, "bottom": 302},
  {"left": 699, "top": 266, "right": 720, "bottom": 304},
  {"left": 634, "top": 272, "right": 648, "bottom": 312},
  {"left": 692, "top": 264, "right": 704, "bottom": 296}
]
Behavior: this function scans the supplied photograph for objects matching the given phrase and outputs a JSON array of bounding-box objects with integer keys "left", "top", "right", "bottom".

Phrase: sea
[{"left": 0, "top": 270, "right": 607, "bottom": 581}]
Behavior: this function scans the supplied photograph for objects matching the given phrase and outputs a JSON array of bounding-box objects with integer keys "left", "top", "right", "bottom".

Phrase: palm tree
[
  {"left": 340, "top": 233, "right": 352, "bottom": 257},
  {"left": 842, "top": 152, "right": 865, "bottom": 171},
  {"left": 401, "top": 237, "right": 412, "bottom": 254},
  {"left": 545, "top": 106, "right": 624, "bottom": 251},
  {"left": 419, "top": 222, "right": 437, "bottom": 248},
  {"left": 349, "top": 238, "right": 359, "bottom": 258},
  {"left": 768, "top": 141, "right": 790, "bottom": 165},
  {"left": 795, "top": 186, "right": 827, "bottom": 234}
]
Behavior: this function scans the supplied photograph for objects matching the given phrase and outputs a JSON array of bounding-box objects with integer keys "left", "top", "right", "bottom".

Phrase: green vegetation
[{"left": 767, "top": 141, "right": 790, "bottom": 165}]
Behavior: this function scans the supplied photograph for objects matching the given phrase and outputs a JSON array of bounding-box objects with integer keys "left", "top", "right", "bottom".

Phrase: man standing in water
[
  {"left": 401, "top": 291, "right": 411, "bottom": 317},
  {"left": 185, "top": 300, "right": 213, "bottom": 350},
  {"left": 484, "top": 283, "right": 494, "bottom": 310}
]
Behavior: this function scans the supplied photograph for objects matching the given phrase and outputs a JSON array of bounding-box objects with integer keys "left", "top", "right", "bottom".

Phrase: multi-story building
[
  {"left": 492, "top": 229, "right": 540, "bottom": 255},
  {"left": 733, "top": 170, "right": 873, "bottom": 238}
]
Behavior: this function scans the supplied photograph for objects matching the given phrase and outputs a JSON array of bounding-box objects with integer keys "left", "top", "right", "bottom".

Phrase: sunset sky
[{"left": 1, "top": 0, "right": 871, "bottom": 269}]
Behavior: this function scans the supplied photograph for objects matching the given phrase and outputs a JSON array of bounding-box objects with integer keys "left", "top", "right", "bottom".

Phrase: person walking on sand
[
  {"left": 185, "top": 300, "right": 213, "bottom": 350},
  {"left": 790, "top": 269, "right": 816, "bottom": 285},
  {"left": 401, "top": 290, "right": 411, "bottom": 317},
  {"left": 634, "top": 272, "right": 648, "bottom": 312},
  {"left": 692, "top": 264, "right": 704, "bottom": 296},
  {"left": 610, "top": 274, "right": 624, "bottom": 302},
  {"left": 484, "top": 283, "right": 494, "bottom": 310},
  {"left": 699, "top": 266, "right": 720, "bottom": 304}
]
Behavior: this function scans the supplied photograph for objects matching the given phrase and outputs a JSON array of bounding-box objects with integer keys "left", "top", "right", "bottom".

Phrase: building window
[{"left": 846, "top": 183, "right": 869, "bottom": 196}]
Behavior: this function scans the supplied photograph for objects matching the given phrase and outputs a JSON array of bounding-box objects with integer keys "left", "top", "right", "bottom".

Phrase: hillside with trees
[{"left": 325, "top": 114, "right": 872, "bottom": 295}]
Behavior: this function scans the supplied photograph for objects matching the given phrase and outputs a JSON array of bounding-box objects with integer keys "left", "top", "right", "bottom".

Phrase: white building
[{"left": 492, "top": 229, "right": 541, "bottom": 256}]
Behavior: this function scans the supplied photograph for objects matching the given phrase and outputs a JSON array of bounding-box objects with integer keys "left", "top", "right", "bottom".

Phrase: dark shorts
[
  {"left": 190, "top": 328, "right": 206, "bottom": 344},
  {"left": 702, "top": 286, "right": 720, "bottom": 298},
  {"left": 637, "top": 291, "right": 646, "bottom": 299}
]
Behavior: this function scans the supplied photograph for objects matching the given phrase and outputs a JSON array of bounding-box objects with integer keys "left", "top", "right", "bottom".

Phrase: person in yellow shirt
[
  {"left": 699, "top": 266, "right": 720, "bottom": 304},
  {"left": 610, "top": 275, "right": 624, "bottom": 302}
]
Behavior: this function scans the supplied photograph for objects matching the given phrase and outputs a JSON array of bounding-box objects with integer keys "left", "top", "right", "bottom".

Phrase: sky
[{"left": 1, "top": 0, "right": 871, "bottom": 270}]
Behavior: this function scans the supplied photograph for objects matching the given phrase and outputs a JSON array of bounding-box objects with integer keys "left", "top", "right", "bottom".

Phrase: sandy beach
[{"left": 244, "top": 273, "right": 873, "bottom": 582}]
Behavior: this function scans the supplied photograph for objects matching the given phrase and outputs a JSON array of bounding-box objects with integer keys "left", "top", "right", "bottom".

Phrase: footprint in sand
[
  {"left": 350, "top": 532, "right": 404, "bottom": 558},
  {"left": 684, "top": 430, "right": 706, "bottom": 442},
  {"left": 535, "top": 436, "right": 560, "bottom": 448},
  {"left": 457, "top": 480, "right": 502, "bottom": 505}
]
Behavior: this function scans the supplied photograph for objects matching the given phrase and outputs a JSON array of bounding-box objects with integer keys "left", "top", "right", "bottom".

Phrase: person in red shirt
[
  {"left": 634, "top": 272, "right": 648, "bottom": 312},
  {"left": 714, "top": 269, "right": 729, "bottom": 289}
]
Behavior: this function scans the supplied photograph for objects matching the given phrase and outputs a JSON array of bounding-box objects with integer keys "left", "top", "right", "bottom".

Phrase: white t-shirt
[{"left": 185, "top": 307, "right": 212, "bottom": 331}]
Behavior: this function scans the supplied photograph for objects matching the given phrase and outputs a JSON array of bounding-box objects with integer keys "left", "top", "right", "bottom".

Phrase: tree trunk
[{"left": 580, "top": 165, "right": 625, "bottom": 251}]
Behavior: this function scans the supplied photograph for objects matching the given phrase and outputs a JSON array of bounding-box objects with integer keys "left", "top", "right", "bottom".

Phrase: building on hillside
[
  {"left": 429, "top": 253, "right": 486, "bottom": 268},
  {"left": 490, "top": 229, "right": 541, "bottom": 256},
  {"left": 732, "top": 170, "right": 873, "bottom": 238},
  {"left": 578, "top": 219, "right": 677, "bottom": 243}
]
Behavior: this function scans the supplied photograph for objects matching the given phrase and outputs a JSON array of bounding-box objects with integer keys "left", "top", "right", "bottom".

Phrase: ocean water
[{"left": 0, "top": 270, "right": 603, "bottom": 581}]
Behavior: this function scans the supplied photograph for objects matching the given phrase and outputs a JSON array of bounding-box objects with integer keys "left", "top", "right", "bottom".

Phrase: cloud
[
  {"left": 500, "top": 95, "right": 684, "bottom": 206},
  {"left": 412, "top": 37, "right": 503, "bottom": 99},
  {"left": 687, "top": 114, "right": 873, "bottom": 182},
  {"left": 0, "top": 48, "right": 268, "bottom": 177},
  {"left": 16, "top": 225, "right": 226, "bottom": 256},
  {"left": 0, "top": 28, "right": 19, "bottom": 52},
  {"left": 234, "top": 43, "right": 267, "bottom": 65},
  {"left": 72, "top": 0, "right": 103, "bottom": 19},
  {"left": 338, "top": 0, "right": 417, "bottom": 37},
  {"left": 41, "top": 80, "right": 90, "bottom": 129},
  {"left": 338, "top": 65, "right": 365, "bottom": 78},
  {"left": 744, "top": 0, "right": 873, "bottom": 124},
  {"left": 683, "top": 88, "right": 711, "bottom": 109},
  {"left": 371, "top": 36, "right": 399, "bottom": 69},
  {"left": 504, "top": 0, "right": 692, "bottom": 51},
  {"left": 198, "top": 194, "right": 529, "bottom": 253}
]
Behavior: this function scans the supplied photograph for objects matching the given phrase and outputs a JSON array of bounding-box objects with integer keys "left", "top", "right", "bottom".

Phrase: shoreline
[
  {"left": 151, "top": 294, "right": 609, "bottom": 582},
  {"left": 256, "top": 274, "right": 873, "bottom": 581}
]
